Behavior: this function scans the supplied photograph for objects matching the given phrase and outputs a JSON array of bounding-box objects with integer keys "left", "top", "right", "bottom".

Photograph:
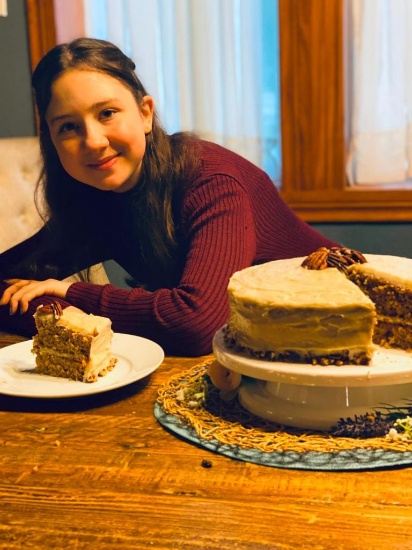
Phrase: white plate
[{"left": 0, "top": 333, "right": 164, "bottom": 398}]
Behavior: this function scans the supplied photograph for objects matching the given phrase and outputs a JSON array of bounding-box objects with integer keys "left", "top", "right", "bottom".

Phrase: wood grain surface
[{"left": 1, "top": 332, "right": 412, "bottom": 550}]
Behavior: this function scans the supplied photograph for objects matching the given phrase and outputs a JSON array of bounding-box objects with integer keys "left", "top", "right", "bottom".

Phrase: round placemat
[{"left": 154, "top": 361, "right": 412, "bottom": 471}]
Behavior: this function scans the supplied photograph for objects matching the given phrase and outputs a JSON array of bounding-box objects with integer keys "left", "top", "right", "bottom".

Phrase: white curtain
[
  {"left": 346, "top": 0, "right": 412, "bottom": 185},
  {"left": 81, "top": 0, "right": 281, "bottom": 180}
]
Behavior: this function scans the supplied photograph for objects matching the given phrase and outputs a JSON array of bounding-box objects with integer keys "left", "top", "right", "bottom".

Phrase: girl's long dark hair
[{"left": 31, "top": 37, "right": 199, "bottom": 286}]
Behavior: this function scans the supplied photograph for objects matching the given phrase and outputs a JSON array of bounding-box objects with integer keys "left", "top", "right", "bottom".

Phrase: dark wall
[
  {"left": 0, "top": 0, "right": 35, "bottom": 137},
  {"left": 313, "top": 223, "right": 412, "bottom": 258}
]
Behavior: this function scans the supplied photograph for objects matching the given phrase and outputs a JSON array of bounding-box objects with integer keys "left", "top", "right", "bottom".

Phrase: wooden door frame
[{"left": 25, "top": 0, "right": 56, "bottom": 72}]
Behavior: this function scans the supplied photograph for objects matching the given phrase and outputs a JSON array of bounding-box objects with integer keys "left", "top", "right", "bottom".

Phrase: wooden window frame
[
  {"left": 25, "top": 0, "right": 56, "bottom": 73},
  {"left": 26, "top": 0, "right": 412, "bottom": 222},
  {"left": 278, "top": 0, "right": 412, "bottom": 222}
]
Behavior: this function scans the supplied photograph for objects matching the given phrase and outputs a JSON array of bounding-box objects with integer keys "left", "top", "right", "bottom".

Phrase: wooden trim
[
  {"left": 25, "top": 0, "right": 56, "bottom": 132},
  {"left": 278, "top": 0, "right": 412, "bottom": 222},
  {"left": 280, "top": 188, "right": 412, "bottom": 222},
  {"left": 25, "top": 0, "right": 56, "bottom": 73}
]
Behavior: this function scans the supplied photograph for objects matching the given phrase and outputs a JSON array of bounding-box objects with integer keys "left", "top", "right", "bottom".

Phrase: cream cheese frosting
[
  {"left": 350, "top": 254, "right": 412, "bottom": 289},
  {"left": 56, "top": 306, "right": 110, "bottom": 335}
]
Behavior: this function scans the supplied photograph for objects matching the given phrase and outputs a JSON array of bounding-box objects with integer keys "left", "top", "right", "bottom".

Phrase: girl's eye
[
  {"left": 58, "top": 122, "right": 77, "bottom": 134},
  {"left": 100, "top": 109, "right": 116, "bottom": 120}
]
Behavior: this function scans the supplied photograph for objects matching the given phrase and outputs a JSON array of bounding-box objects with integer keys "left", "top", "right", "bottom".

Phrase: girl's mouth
[{"left": 88, "top": 153, "right": 120, "bottom": 170}]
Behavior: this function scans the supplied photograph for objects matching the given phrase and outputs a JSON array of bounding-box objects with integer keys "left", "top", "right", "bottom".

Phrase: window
[
  {"left": 25, "top": 0, "right": 412, "bottom": 222},
  {"left": 278, "top": 0, "right": 412, "bottom": 222},
  {"left": 82, "top": 0, "right": 281, "bottom": 182}
]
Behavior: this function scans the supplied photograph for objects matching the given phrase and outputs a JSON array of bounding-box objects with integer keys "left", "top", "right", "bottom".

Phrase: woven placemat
[{"left": 154, "top": 360, "right": 412, "bottom": 471}]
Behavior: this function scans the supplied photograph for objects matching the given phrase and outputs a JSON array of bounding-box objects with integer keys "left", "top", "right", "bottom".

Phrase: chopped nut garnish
[
  {"left": 302, "top": 247, "right": 367, "bottom": 272},
  {"left": 37, "top": 301, "right": 63, "bottom": 319}
]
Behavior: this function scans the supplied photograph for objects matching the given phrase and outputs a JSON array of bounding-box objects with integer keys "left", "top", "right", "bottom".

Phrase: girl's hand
[{"left": 0, "top": 279, "right": 72, "bottom": 314}]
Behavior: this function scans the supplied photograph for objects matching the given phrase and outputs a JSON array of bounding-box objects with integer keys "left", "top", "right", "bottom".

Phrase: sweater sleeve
[{"left": 65, "top": 175, "right": 257, "bottom": 356}]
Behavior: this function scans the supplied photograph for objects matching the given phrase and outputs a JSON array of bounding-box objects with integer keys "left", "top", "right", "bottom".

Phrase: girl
[{"left": 0, "top": 38, "right": 337, "bottom": 356}]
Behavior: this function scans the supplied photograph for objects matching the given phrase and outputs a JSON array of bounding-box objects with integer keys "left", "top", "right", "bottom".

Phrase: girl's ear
[{"left": 141, "top": 95, "right": 155, "bottom": 134}]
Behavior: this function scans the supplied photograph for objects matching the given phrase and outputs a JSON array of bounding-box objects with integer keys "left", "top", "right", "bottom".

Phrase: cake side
[
  {"left": 32, "top": 304, "right": 117, "bottom": 382},
  {"left": 225, "top": 254, "right": 376, "bottom": 365},
  {"left": 348, "top": 254, "right": 412, "bottom": 351}
]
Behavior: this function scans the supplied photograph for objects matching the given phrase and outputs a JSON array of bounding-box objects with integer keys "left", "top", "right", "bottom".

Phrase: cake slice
[{"left": 32, "top": 302, "right": 117, "bottom": 382}]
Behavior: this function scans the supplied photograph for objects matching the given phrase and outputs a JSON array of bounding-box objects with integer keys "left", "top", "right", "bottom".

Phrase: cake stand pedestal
[{"left": 213, "top": 328, "right": 412, "bottom": 431}]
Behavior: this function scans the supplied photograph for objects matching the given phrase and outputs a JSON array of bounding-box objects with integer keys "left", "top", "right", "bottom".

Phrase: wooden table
[{"left": 1, "top": 332, "right": 412, "bottom": 550}]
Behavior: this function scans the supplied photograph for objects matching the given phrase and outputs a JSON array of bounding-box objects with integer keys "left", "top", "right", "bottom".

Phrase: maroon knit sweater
[{"left": 0, "top": 141, "right": 337, "bottom": 355}]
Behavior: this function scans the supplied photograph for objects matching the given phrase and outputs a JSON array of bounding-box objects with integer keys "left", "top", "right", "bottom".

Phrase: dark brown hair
[{"left": 31, "top": 37, "right": 198, "bottom": 286}]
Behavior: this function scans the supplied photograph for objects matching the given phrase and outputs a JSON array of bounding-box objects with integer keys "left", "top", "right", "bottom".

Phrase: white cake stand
[{"left": 212, "top": 327, "right": 412, "bottom": 431}]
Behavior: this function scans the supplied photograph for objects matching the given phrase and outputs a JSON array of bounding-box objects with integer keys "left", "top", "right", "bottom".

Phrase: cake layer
[
  {"left": 373, "top": 320, "right": 412, "bottom": 351},
  {"left": 348, "top": 255, "right": 412, "bottom": 321},
  {"left": 34, "top": 352, "right": 116, "bottom": 382},
  {"left": 33, "top": 324, "right": 93, "bottom": 354}
]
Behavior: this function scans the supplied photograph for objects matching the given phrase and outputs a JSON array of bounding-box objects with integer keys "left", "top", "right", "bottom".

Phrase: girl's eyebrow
[{"left": 48, "top": 99, "right": 118, "bottom": 126}]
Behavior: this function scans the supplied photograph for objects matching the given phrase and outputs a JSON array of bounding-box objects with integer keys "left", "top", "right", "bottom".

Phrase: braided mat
[{"left": 155, "top": 360, "right": 412, "bottom": 471}]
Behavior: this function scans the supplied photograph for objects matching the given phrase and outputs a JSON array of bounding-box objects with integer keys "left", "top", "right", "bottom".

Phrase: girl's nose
[{"left": 83, "top": 125, "right": 109, "bottom": 149}]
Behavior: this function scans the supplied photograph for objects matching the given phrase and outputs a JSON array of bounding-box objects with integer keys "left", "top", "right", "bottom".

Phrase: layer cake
[
  {"left": 32, "top": 303, "right": 117, "bottom": 382},
  {"left": 224, "top": 247, "right": 412, "bottom": 366}
]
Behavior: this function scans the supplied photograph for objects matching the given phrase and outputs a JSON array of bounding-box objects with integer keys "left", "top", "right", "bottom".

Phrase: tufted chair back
[{"left": 0, "top": 136, "right": 44, "bottom": 253}]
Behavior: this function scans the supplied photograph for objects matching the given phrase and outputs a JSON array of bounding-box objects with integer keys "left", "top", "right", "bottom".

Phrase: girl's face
[{"left": 46, "top": 69, "right": 154, "bottom": 193}]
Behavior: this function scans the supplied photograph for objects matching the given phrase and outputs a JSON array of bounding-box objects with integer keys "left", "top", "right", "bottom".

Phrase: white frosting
[
  {"left": 57, "top": 306, "right": 110, "bottom": 336},
  {"left": 229, "top": 257, "right": 373, "bottom": 308}
]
